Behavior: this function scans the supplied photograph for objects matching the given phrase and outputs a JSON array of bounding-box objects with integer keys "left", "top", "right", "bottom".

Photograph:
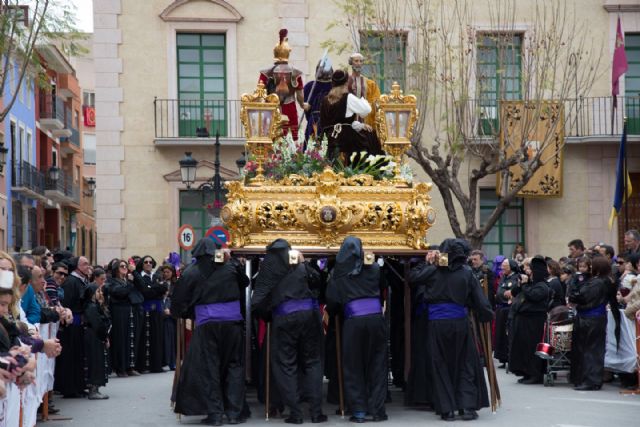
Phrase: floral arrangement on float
[{"left": 241, "top": 130, "right": 414, "bottom": 185}]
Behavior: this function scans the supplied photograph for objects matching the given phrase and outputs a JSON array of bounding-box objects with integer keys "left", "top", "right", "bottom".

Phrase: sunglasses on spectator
[
  {"left": 616, "top": 261, "right": 626, "bottom": 265},
  {"left": 143, "top": 260, "right": 153, "bottom": 264},
  {"left": 54, "top": 271, "right": 68, "bottom": 277},
  {"left": 46, "top": 252, "right": 52, "bottom": 257},
  {"left": 119, "top": 264, "right": 128, "bottom": 268}
]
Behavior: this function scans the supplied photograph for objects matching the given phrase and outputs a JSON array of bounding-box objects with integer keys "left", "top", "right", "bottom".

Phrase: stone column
[{"left": 94, "top": 0, "right": 125, "bottom": 263}]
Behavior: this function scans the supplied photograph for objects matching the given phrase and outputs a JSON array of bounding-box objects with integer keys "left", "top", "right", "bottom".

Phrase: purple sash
[
  {"left": 72, "top": 313, "right": 83, "bottom": 326},
  {"left": 273, "top": 298, "right": 318, "bottom": 317},
  {"left": 577, "top": 304, "right": 606, "bottom": 318},
  {"left": 195, "top": 301, "right": 243, "bottom": 326},
  {"left": 428, "top": 303, "right": 467, "bottom": 320},
  {"left": 142, "top": 299, "right": 163, "bottom": 313},
  {"left": 344, "top": 298, "right": 382, "bottom": 319}
]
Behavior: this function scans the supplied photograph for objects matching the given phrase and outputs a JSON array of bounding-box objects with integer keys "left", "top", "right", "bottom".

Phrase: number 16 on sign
[{"left": 178, "top": 224, "right": 196, "bottom": 251}]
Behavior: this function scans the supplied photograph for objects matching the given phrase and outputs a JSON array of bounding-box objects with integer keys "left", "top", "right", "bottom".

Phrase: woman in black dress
[{"left": 494, "top": 258, "right": 519, "bottom": 368}]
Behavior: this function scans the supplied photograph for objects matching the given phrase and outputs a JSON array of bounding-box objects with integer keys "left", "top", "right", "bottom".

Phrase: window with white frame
[{"left": 83, "top": 133, "right": 96, "bottom": 164}]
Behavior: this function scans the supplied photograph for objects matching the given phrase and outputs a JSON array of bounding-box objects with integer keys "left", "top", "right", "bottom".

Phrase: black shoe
[
  {"left": 522, "top": 377, "right": 542, "bottom": 385},
  {"left": 372, "top": 413, "right": 388, "bottom": 422},
  {"left": 517, "top": 376, "right": 530, "bottom": 384},
  {"left": 574, "top": 384, "right": 600, "bottom": 391},
  {"left": 460, "top": 409, "right": 478, "bottom": 421},
  {"left": 349, "top": 415, "right": 366, "bottom": 423},
  {"left": 311, "top": 414, "right": 328, "bottom": 423},
  {"left": 285, "top": 416, "right": 304, "bottom": 424},
  {"left": 227, "top": 417, "right": 245, "bottom": 425},
  {"left": 498, "top": 363, "right": 506, "bottom": 369},
  {"left": 126, "top": 369, "right": 141, "bottom": 377},
  {"left": 440, "top": 412, "right": 455, "bottom": 421},
  {"left": 200, "top": 415, "right": 223, "bottom": 426}
]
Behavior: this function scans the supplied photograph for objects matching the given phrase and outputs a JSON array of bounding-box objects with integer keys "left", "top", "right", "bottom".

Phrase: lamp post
[
  {"left": 235, "top": 151, "right": 247, "bottom": 176},
  {"left": 83, "top": 177, "right": 96, "bottom": 197},
  {"left": 178, "top": 132, "right": 225, "bottom": 219}
]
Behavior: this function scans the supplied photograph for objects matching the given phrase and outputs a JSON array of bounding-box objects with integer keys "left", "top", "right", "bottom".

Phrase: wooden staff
[
  {"left": 335, "top": 315, "right": 345, "bottom": 418},
  {"left": 265, "top": 322, "right": 271, "bottom": 421}
]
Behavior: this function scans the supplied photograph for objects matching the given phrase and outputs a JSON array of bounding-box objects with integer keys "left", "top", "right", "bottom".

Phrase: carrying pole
[{"left": 335, "top": 315, "right": 345, "bottom": 418}]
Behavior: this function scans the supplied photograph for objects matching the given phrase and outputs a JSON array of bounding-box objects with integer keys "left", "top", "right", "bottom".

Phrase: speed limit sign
[{"left": 178, "top": 224, "right": 196, "bottom": 251}]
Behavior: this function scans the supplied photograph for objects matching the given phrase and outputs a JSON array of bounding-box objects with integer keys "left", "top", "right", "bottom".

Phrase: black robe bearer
[
  {"left": 508, "top": 257, "right": 550, "bottom": 383},
  {"left": 133, "top": 257, "right": 168, "bottom": 373},
  {"left": 409, "top": 239, "right": 493, "bottom": 421},
  {"left": 174, "top": 239, "right": 249, "bottom": 424},
  {"left": 569, "top": 271, "right": 616, "bottom": 389},
  {"left": 84, "top": 285, "right": 111, "bottom": 388},
  {"left": 494, "top": 265, "right": 520, "bottom": 364},
  {"left": 106, "top": 275, "right": 134, "bottom": 376},
  {"left": 55, "top": 261, "right": 87, "bottom": 397},
  {"left": 326, "top": 237, "right": 388, "bottom": 422},
  {"left": 251, "top": 239, "right": 325, "bottom": 423}
]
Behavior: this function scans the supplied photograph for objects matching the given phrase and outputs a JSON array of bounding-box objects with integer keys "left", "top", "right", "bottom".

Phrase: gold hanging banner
[{"left": 497, "top": 100, "right": 564, "bottom": 198}]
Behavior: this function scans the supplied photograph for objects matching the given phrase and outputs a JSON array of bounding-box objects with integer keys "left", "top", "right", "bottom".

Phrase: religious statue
[
  {"left": 302, "top": 56, "right": 333, "bottom": 145},
  {"left": 259, "top": 29, "right": 304, "bottom": 140},
  {"left": 319, "top": 69, "right": 382, "bottom": 165},
  {"left": 347, "top": 53, "right": 381, "bottom": 132}
]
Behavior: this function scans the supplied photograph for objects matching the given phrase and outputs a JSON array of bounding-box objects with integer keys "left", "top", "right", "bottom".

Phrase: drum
[{"left": 551, "top": 323, "right": 573, "bottom": 352}]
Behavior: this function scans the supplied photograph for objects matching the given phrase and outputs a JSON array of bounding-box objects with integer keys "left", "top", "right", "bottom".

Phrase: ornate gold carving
[
  {"left": 222, "top": 167, "right": 436, "bottom": 250},
  {"left": 240, "top": 83, "right": 283, "bottom": 184},
  {"left": 376, "top": 82, "right": 419, "bottom": 184}
]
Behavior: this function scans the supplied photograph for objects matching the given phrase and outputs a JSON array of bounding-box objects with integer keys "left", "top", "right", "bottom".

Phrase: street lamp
[
  {"left": 0, "top": 145, "right": 8, "bottom": 173},
  {"left": 178, "top": 132, "right": 225, "bottom": 212},
  {"left": 235, "top": 152, "right": 246, "bottom": 176},
  {"left": 178, "top": 152, "right": 197, "bottom": 189},
  {"left": 48, "top": 166, "right": 60, "bottom": 181},
  {"left": 83, "top": 177, "right": 96, "bottom": 197}
]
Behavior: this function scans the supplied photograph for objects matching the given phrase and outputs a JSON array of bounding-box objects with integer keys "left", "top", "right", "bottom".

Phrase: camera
[
  {"left": 364, "top": 252, "right": 375, "bottom": 265},
  {"left": 214, "top": 250, "right": 225, "bottom": 264},
  {"left": 289, "top": 250, "right": 300, "bottom": 265}
]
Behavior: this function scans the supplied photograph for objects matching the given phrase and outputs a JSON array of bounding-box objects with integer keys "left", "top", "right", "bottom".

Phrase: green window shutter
[
  {"left": 360, "top": 32, "right": 407, "bottom": 93},
  {"left": 477, "top": 34, "right": 522, "bottom": 135},
  {"left": 625, "top": 34, "right": 640, "bottom": 134},
  {"left": 479, "top": 188, "right": 525, "bottom": 263},
  {"left": 177, "top": 33, "right": 227, "bottom": 137}
]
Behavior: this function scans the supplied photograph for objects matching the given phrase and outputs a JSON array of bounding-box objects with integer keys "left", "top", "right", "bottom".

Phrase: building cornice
[
  {"left": 603, "top": 4, "right": 640, "bottom": 13},
  {"left": 159, "top": 0, "right": 243, "bottom": 23}
]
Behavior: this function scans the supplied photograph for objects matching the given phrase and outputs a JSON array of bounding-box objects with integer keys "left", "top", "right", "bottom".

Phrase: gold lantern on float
[
  {"left": 240, "top": 82, "right": 283, "bottom": 184},
  {"left": 376, "top": 82, "right": 418, "bottom": 185}
]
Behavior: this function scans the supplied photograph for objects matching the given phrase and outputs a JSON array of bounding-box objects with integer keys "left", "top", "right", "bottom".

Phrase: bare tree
[
  {"left": 325, "top": 0, "right": 602, "bottom": 248},
  {"left": 1, "top": 0, "right": 82, "bottom": 123}
]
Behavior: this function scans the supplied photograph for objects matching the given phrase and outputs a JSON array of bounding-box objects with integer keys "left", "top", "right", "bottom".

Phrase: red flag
[{"left": 612, "top": 16, "right": 628, "bottom": 106}]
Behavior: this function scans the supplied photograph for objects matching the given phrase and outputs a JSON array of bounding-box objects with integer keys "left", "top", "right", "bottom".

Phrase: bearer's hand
[
  {"left": 303, "top": 103, "right": 311, "bottom": 112},
  {"left": 223, "top": 249, "right": 231, "bottom": 262},
  {"left": 426, "top": 250, "right": 439, "bottom": 264},
  {"left": 363, "top": 124, "right": 373, "bottom": 132}
]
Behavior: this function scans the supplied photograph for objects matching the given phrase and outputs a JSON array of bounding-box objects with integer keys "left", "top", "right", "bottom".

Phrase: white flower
[{"left": 350, "top": 152, "right": 358, "bottom": 163}]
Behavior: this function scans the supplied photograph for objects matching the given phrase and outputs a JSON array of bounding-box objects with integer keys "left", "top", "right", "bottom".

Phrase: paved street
[{"left": 43, "top": 365, "right": 639, "bottom": 427}]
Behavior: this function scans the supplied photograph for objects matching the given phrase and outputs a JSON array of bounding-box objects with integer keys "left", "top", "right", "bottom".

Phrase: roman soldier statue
[{"left": 259, "top": 29, "right": 304, "bottom": 140}]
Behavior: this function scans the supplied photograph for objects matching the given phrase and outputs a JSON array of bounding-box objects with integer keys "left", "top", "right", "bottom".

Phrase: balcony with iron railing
[
  {"left": 44, "top": 170, "right": 80, "bottom": 208},
  {"left": 11, "top": 161, "right": 46, "bottom": 201},
  {"left": 153, "top": 98, "right": 244, "bottom": 146},
  {"left": 60, "top": 127, "right": 81, "bottom": 155},
  {"left": 38, "top": 93, "right": 66, "bottom": 131},
  {"left": 459, "top": 96, "right": 640, "bottom": 140}
]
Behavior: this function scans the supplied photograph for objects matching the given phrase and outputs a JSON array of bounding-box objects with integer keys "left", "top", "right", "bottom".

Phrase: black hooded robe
[
  {"left": 326, "top": 237, "right": 388, "bottom": 420},
  {"left": 105, "top": 276, "right": 136, "bottom": 375},
  {"left": 174, "top": 240, "right": 249, "bottom": 420},
  {"left": 54, "top": 270, "right": 87, "bottom": 397},
  {"left": 409, "top": 239, "right": 493, "bottom": 416},
  {"left": 251, "top": 239, "right": 324, "bottom": 420},
  {"left": 133, "top": 265, "right": 168, "bottom": 373},
  {"left": 494, "top": 270, "right": 520, "bottom": 364},
  {"left": 569, "top": 276, "right": 611, "bottom": 387},
  {"left": 84, "top": 286, "right": 111, "bottom": 387},
  {"left": 508, "top": 259, "right": 549, "bottom": 381}
]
